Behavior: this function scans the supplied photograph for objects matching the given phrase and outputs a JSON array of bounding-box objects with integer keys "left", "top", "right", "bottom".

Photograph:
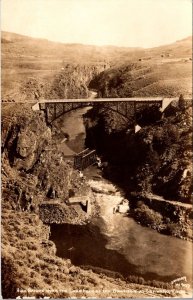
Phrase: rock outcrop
[{"left": 2, "top": 103, "right": 91, "bottom": 218}]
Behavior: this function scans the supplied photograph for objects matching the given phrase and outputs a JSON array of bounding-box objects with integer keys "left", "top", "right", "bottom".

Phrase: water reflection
[{"left": 50, "top": 219, "right": 192, "bottom": 283}]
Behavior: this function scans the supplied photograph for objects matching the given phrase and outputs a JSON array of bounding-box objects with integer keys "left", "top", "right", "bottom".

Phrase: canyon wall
[
  {"left": 84, "top": 99, "right": 192, "bottom": 204},
  {"left": 2, "top": 103, "right": 91, "bottom": 216}
]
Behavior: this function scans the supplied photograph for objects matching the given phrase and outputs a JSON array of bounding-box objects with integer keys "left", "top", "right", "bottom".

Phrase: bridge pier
[
  {"left": 68, "top": 196, "right": 91, "bottom": 214},
  {"left": 161, "top": 98, "right": 175, "bottom": 112},
  {"left": 32, "top": 102, "right": 40, "bottom": 111}
]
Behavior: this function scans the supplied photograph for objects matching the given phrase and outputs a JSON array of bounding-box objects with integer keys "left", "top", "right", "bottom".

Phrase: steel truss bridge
[{"left": 32, "top": 97, "right": 179, "bottom": 124}]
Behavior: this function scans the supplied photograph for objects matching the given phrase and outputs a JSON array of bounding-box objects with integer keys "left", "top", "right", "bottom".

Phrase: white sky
[{"left": 1, "top": 0, "right": 192, "bottom": 47}]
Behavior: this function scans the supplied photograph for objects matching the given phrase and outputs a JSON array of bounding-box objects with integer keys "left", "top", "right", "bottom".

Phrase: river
[{"left": 51, "top": 106, "right": 192, "bottom": 285}]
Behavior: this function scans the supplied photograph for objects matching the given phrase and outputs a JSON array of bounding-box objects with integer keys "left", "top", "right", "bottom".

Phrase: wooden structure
[
  {"left": 74, "top": 148, "right": 97, "bottom": 170},
  {"left": 68, "top": 196, "right": 90, "bottom": 213}
]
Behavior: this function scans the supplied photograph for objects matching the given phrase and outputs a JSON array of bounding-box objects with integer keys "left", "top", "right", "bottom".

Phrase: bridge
[{"left": 32, "top": 97, "right": 179, "bottom": 124}]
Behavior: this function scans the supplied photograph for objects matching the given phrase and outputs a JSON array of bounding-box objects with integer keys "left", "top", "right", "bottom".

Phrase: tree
[{"left": 178, "top": 94, "right": 186, "bottom": 111}]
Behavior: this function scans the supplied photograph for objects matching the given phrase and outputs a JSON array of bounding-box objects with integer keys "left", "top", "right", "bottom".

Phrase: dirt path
[{"left": 146, "top": 192, "right": 192, "bottom": 209}]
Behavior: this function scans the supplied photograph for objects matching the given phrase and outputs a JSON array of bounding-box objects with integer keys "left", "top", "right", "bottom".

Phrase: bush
[
  {"left": 165, "top": 223, "right": 183, "bottom": 238},
  {"left": 134, "top": 204, "right": 163, "bottom": 227},
  {"left": 2, "top": 256, "right": 18, "bottom": 299},
  {"left": 138, "top": 277, "right": 145, "bottom": 285},
  {"left": 178, "top": 94, "right": 186, "bottom": 111},
  {"left": 25, "top": 241, "right": 38, "bottom": 251}
]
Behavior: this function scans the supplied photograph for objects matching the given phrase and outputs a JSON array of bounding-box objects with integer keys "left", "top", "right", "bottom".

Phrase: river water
[{"left": 51, "top": 107, "right": 192, "bottom": 285}]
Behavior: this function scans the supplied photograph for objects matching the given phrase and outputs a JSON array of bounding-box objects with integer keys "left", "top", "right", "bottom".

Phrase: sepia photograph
[{"left": 1, "top": 0, "right": 192, "bottom": 298}]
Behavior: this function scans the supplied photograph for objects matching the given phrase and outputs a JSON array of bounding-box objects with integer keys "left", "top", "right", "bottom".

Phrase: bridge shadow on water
[{"left": 50, "top": 222, "right": 175, "bottom": 283}]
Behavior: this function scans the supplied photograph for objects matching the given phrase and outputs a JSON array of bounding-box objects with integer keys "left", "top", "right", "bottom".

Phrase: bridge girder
[{"left": 42, "top": 99, "right": 163, "bottom": 124}]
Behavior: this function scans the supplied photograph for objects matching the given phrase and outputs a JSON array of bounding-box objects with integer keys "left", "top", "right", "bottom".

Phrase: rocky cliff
[
  {"left": 2, "top": 103, "right": 91, "bottom": 217},
  {"left": 19, "top": 63, "right": 109, "bottom": 101},
  {"left": 84, "top": 99, "right": 192, "bottom": 204}
]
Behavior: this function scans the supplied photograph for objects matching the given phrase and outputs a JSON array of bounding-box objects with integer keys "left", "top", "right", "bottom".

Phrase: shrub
[
  {"left": 44, "top": 277, "right": 52, "bottom": 285},
  {"left": 1, "top": 256, "right": 18, "bottom": 299},
  {"left": 17, "top": 233, "right": 26, "bottom": 240},
  {"left": 178, "top": 94, "right": 186, "bottom": 111},
  {"left": 138, "top": 277, "right": 145, "bottom": 285},
  {"left": 134, "top": 204, "right": 163, "bottom": 227},
  {"left": 32, "top": 263, "right": 41, "bottom": 273},
  {"left": 165, "top": 223, "right": 184, "bottom": 238},
  {"left": 25, "top": 241, "right": 38, "bottom": 251}
]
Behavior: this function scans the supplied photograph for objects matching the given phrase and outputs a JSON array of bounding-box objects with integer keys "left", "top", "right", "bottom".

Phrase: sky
[{"left": 1, "top": 0, "right": 192, "bottom": 48}]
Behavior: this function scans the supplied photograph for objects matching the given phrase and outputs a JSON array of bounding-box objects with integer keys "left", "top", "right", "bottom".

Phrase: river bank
[
  {"left": 48, "top": 104, "right": 192, "bottom": 285},
  {"left": 2, "top": 102, "right": 192, "bottom": 298},
  {"left": 6, "top": 207, "right": 186, "bottom": 299},
  {"left": 50, "top": 178, "right": 193, "bottom": 287},
  {"left": 83, "top": 97, "right": 193, "bottom": 240}
]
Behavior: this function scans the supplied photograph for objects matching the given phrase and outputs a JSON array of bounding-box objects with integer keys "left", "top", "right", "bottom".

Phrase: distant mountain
[{"left": 1, "top": 31, "right": 142, "bottom": 64}]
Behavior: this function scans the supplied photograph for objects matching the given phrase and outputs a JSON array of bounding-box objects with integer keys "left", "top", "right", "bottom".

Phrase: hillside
[
  {"left": 1, "top": 31, "right": 142, "bottom": 62},
  {"left": 1, "top": 31, "right": 142, "bottom": 101},
  {"left": 2, "top": 32, "right": 192, "bottom": 101},
  {"left": 89, "top": 37, "right": 192, "bottom": 98}
]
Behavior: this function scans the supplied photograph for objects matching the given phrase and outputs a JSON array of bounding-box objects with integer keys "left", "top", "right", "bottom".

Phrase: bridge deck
[
  {"left": 2, "top": 97, "right": 191, "bottom": 104},
  {"left": 39, "top": 97, "right": 176, "bottom": 103}
]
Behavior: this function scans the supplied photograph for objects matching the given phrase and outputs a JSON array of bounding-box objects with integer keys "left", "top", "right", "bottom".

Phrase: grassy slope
[
  {"left": 1, "top": 31, "right": 142, "bottom": 101},
  {"left": 90, "top": 37, "right": 192, "bottom": 97},
  {"left": 2, "top": 32, "right": 192, "bottom": 100},
  {"left": 86, "top": 36, "right": 192, "bottom": 204}
]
